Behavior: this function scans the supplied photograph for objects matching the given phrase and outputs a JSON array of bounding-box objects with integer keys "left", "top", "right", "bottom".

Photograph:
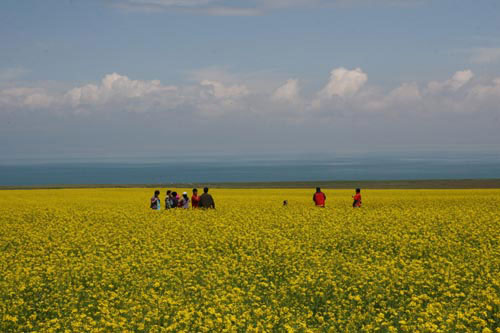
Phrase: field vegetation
[{"left": 0, "top": 189, "right": 499, "bottom": 332}]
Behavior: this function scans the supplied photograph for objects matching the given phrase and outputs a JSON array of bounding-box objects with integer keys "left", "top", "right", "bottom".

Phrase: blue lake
[{"left": 1, "top": 151, "right": 500, "bottom": 186}]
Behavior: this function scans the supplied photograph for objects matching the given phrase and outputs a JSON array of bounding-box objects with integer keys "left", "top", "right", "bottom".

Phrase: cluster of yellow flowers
[{"left": 0, "top": 188, "right": 499, "bottom": 332}]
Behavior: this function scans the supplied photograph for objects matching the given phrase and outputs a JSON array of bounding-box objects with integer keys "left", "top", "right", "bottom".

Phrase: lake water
[{"left": 1, "top": 150, "right": 500, "bottom": 186}]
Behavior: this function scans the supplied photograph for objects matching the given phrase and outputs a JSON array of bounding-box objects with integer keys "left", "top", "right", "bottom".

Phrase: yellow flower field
[{"left": 0, "top": 188, "right": 499, "bottom": 332}]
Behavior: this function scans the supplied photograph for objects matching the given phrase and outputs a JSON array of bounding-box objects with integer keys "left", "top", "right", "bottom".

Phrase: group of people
[
  {"left": 312, "top": 187, "right": 362, "bottom": 208},
  {"left": 150, "top": 187, "right": 215, "bottom": 210},
  {"left": 150, "top": 186, "right": 362, "bottom": 210}
]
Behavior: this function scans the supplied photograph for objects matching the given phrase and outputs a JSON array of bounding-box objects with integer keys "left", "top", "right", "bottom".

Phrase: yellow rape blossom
[{"left": 0, "top": 188, "right": 498, "bottom": 332}]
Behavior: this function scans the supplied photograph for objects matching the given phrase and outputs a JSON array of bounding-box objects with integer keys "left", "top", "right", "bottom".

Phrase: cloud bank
[
  {"left": 2, "top": 67, "right": 499, "bottom": 158},
  {"left": 1, "top": 68, "right": 499, "bottom": 120}
]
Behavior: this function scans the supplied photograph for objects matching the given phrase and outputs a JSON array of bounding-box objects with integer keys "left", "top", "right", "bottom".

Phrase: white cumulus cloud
[
  {"left": 427, "top": 70, "right": 474, "bottom": 94},
  {"left": 318, "top": 67, "right": 368, "bottom": 99},
  {"left": 311, "top": 67, "right": 367, "bottom": 109},
  {"left": 1, "top": 68, "right": 499, "bottom": 119},
  {"left": 272, "top": 79, "right": 300, "bottom": 103},
  {"left": 64, "top": 73, "right": 178, "bottom": 110}
]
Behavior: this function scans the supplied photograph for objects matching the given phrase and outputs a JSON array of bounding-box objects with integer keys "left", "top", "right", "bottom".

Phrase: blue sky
[{"left": 1, "top": 0, "right": 500, "bottom": 161}]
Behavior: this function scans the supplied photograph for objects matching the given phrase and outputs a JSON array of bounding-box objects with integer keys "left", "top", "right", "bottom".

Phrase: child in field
[
  {"left": 150, "top": 190, "right": 161, "bottom": 210},
  {"left": 352, "top": 188, "right": 362, "bottom": 208}
]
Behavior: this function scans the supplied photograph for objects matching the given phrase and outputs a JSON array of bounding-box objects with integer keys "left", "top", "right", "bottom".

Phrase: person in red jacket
[
  {"left": 352, "top": 188, "right": 362, "bottom": 208},
  {"left": 191, "top": 188, "right": 201, "bottom": 208},
  {"left": 313, "top": 187, "right": 326, "bottom": 207}
]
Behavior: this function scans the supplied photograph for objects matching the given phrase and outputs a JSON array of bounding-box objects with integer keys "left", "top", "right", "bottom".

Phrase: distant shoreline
[{"left": 1, "top": 179, "right": 500, "bottom": 190}]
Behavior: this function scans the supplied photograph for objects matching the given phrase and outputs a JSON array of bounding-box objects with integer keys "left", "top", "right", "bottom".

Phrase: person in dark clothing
[
  {"left": 150, "top": 190, "right": 161, "bottom": 210},
  {"left": 313, "top": 187, "right": 326, "bottom": 207},
  {"left": 199, "top": 187, "right": 215, "bottom": 209},
  {"left": 165, "top": 190, "right": 172, "bottom": 209},
  {"left": 170, "top": 191, "right": 179, "bottom": 208}
]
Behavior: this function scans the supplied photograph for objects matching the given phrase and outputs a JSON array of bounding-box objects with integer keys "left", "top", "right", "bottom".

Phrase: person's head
[
  {"left": 193, "top": 188, "right": 198, "bottom": 195},
  {"left": 356, "top": 188, "right": 361, "bottom": 193},
  {"left": 167, "top": 190, "right": 171, "bottom": 196},
  {"left": 316, "top": 187, "right": 321, "bottom": 193},
  {"left": 204, "top": 187, "right": 209, "bottom": 193},
  {"left": 183, "top": 192, "right": 188, "bottom": 198},
  {"left": 154, "top": 190, "right": 160, "bottom": 197},
  {"left": 172, "top": 191, "right": 177, "bottom": 197}
]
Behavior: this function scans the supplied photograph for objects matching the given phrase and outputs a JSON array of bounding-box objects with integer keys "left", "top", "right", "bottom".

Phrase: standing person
[
  {"left": 199, "top": 187, "right": 215, "bottom": 209},
  {"left": 313, "top": 187, "right": 326, "bottom": 207},
  {"left": 180, "top": 192, "right": 190, "bottom": 209},
  {"left": 165, "top": 190, "right": 172, "bottom": 209},
  {"left": 352, "top": 188, "right": 362, "bottom": 208},
  {"left": 171, "top": 192, "right": 179, "bottom": 208},
  {"left": 150, "top": 190, "right": 161, "bottom": 210},
  {"left": 191, "top": 188, "right": 201, "bottom": 208},
  {"left": 176, "top": 192, "right": 181, "bottom": 207}
]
